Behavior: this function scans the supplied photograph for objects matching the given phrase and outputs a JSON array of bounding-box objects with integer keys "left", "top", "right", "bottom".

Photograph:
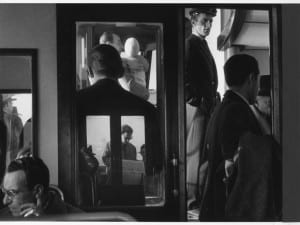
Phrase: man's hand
[
  {"left": 225, "top": 159, "right": 235, "bottom": 178},
  {"left": 20, "top": 198, "right": 43, "bottom": 217}
]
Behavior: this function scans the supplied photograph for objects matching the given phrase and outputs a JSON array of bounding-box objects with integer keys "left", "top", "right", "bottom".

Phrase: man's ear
[{"left": 33, "top": 184, "right": 44, "bottom": 199}]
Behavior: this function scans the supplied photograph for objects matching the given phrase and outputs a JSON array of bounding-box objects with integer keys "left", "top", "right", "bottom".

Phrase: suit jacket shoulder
[{"left": 76, "top": 78, "right": 163, "bottom": 173}]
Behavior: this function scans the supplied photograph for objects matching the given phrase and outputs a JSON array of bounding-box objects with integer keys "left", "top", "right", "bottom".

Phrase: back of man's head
[
  {"left": 87, "top": 44, "right": 124, "bottom": 79},
  {"left": 7, "top": 156, "right": 49, "bottom": 190},
  {"left": 224, "top": 54, "right": 259, "bottom": 87}
]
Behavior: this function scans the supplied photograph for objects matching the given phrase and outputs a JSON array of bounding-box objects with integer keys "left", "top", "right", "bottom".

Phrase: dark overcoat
[{"left": 199, "top": 90, "right": 262, "bottom": 221}]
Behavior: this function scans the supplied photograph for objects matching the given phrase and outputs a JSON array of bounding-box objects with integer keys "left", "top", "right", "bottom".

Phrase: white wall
[
  {"left": 0, "top": 4, "right": 58, "bottom": 184},
  {"left": 281, "top": 5, "right": 300, "bottom": 221}
]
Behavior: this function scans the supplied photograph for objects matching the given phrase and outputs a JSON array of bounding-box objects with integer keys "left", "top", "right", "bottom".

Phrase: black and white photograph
[{"left": 0, "top": 1, "right": 298, "bottom": 222}]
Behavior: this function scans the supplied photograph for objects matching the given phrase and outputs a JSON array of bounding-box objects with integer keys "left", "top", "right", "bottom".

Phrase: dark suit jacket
[
  {"left": 77, "top": 78, "right": 163, "bottom": 174},
  {"left": 199, "top": 90, "right": 262, "bottom": 221},
  {"left": 185, "top": 34, "right": 218, "bottom": 109}
]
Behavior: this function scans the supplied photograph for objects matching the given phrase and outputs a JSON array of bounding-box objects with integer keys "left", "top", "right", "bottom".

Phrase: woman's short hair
[
  {"left": 87, "top": 44, "right": 124, "bottom": 79},
  {"left": 224, "top": 54, "right": 259, "bottom": 87}
]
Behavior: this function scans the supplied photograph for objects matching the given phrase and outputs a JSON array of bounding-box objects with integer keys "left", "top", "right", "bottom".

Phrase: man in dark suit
[
  {"left": 77, "top": 44, "right": 163, "bottom": 179},
  {"left": 199, "top": 54, "right": 262, "bottom": 221},
  {"left": 185, "top": 7, "right": 219, "bottom": 209},
  {"left": 185, "top": 7, "right": 218, "bottom": 109}
]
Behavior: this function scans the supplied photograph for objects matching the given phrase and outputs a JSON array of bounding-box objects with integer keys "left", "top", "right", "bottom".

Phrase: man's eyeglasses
[{"left": 0, "top": 187, "right": 20, "bottom": 200}]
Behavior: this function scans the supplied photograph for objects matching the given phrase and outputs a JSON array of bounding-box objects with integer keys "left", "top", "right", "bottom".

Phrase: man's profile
[{"left": 0, "top": 155, "right": 81, "bottom": 218}]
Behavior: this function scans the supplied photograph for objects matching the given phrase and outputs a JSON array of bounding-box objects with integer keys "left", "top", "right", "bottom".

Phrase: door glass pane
[{"left": 76, "top": 21, "right": 163, "bottom": 106}]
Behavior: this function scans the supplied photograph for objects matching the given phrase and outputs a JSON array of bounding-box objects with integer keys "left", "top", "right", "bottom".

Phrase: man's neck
[{"left": 192, "top": 31, "right": 205, "bottom": 40}]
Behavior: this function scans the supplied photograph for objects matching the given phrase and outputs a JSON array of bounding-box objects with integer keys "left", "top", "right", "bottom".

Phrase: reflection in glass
[
  {"left": 0, "top": 93, "right": 32, "bottom": 167},
  {"left": 85, "top": 116, "right": 111, "bottom": 186},
  {"left": 80, "top": 114, "right": 164, "bottom": 207},
  {"left": 121, "top": 116, "right": 145, "bottom": 185},
  {"left": 121, "top": 116, "right": 163, "bottom": 206},
  {"left": 76, "top": 22, "right": 163, "bottom": 106}
]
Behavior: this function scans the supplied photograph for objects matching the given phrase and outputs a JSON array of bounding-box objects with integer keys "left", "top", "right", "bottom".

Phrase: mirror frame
[{"left": 0, "top": 48, "right": 38, "bottom": 156}]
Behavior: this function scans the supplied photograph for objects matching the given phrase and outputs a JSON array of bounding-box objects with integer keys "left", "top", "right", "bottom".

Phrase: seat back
[{"left": 49, "top": 184, "right": 64, "bottom": 201}]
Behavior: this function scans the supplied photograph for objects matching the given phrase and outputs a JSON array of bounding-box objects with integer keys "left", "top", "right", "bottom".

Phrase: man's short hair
[
  {"left": 7, "top": 156, "right": 50, "bottom": 190},
  {"left": 87, "top": 44, "right": 124, "bottom": 79},
  {"left": 121, "top": 124, "right": 133, "bottom": 134},
  {"left": 224, "top": 54, "right": 260, "bottom": 87}
]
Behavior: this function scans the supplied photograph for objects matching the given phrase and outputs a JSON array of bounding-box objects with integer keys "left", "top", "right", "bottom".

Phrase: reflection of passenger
[
  {"left": 121, "top": 124, "right": 137, "bottom": 160},
  {"left": 99, "top": 31, "right": 123, "bottom": 53},
  {"left": 250, "top": 75, "right": 272, "bottom": 135},
  {"left": 19, "top": 118, "right": 32, "bottom": 150},
  {"left": 119, "top": 37, "right": 150, "bottom": 100},
  {"left": 2, "top": 94, "right": 23, "bottom": 165},
  {"left": 140, "top": 144, "right": 146, "bottom": 161},
  {"left": 77, "top": 44, "right": 163, "bottom": 175},
  {"left": 102, "top": 124, "right": 137, "bottom": 167},
  {"left": 0, "top": 155, "right": 82, "bottom": 217}
]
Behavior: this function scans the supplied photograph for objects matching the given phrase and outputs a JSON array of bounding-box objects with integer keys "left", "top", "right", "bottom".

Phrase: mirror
[
  {"left": 0, "top": 49, "right": 37, "bottom": 178},
  {"left": 76, "top": 22, "right": 163, "bottom": 106}
]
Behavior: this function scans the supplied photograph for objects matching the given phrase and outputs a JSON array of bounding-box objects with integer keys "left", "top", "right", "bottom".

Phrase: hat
[
  {"left": 258, "top": 75, "right": 271, "bottom": 96},
  {"left": 189, "top": 7, "right": 217, "bottom": 17}
]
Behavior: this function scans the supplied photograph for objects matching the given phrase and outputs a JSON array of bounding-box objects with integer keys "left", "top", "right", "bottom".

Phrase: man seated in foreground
[{"left": 0, "top": 156, "right": 82, "bottom": 218}]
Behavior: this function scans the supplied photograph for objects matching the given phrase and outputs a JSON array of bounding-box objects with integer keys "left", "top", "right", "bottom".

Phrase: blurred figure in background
[
  {"left": 99, "top": 31, "right": 124, "bottom": 53},
  {"left": 2, "top": 94, "right": 23, "bottom": 166},
  {"left": 251, "top": 75, "right": 272, "bottom": 135},
  {"left": 120, "top": 37, "right": 150, "bottom": 100}
]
